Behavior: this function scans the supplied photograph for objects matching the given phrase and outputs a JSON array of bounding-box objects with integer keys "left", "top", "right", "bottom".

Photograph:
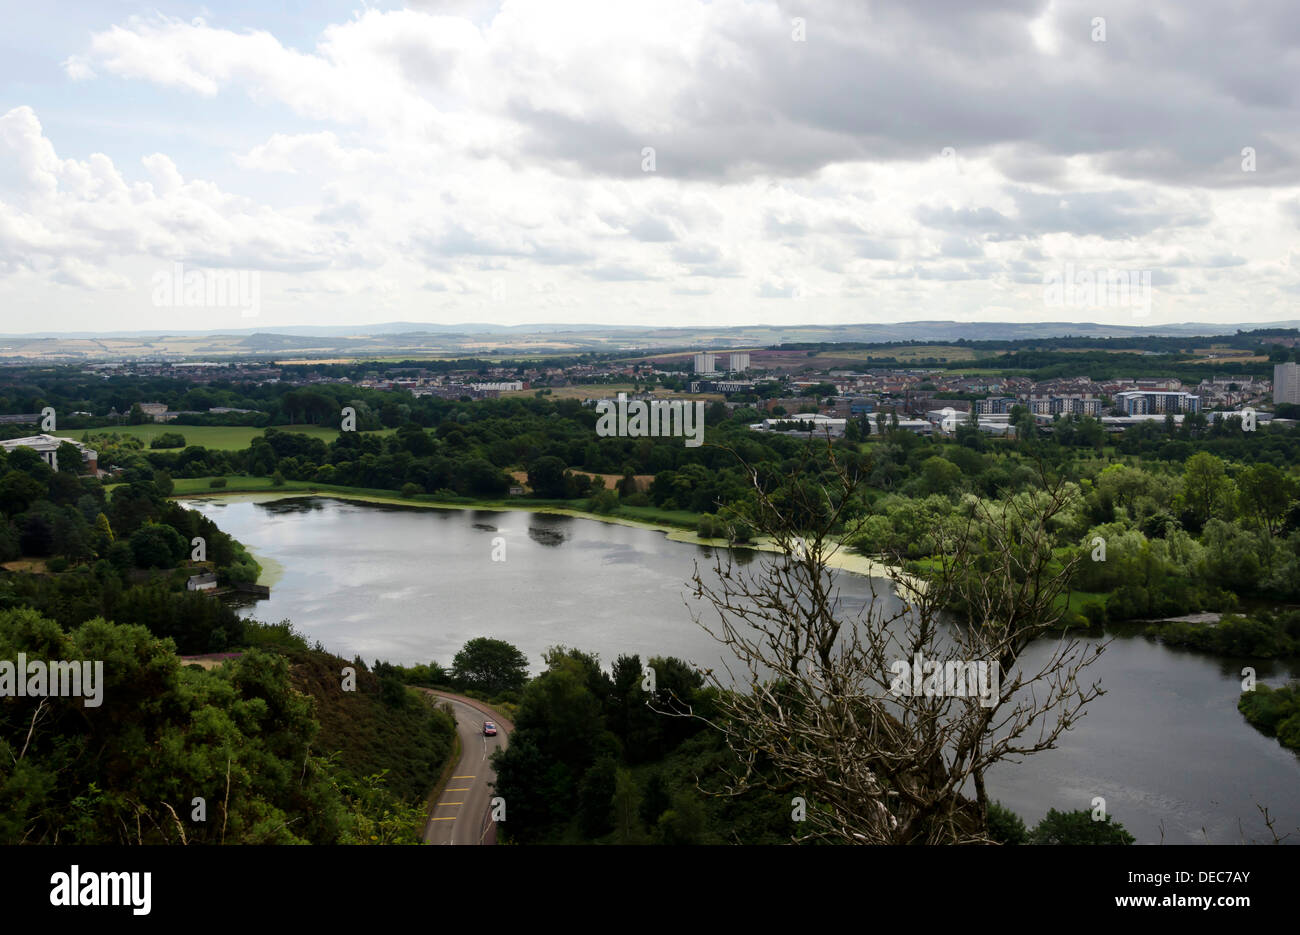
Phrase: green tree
[
  {"left": 1236, "top": 463, "right": 1297, "bottom": 538},
  {"left": 657, "top": 789, "right": 707, "bottom": 845},
  {"left": 1180, "top": 452, "right": 1227, "bottom": 529},
  {"left": 527, "top": 456, "right": 569, "bottom": 499},
  {"left": 988, "top": 801, "right": 1028, "bottom": 844},
  {"left": 128, "top": 523, "right": 188, "bottom": 568},
  {"left": 1029, "top": 808, "right": 1135, "bottom": 845},
  {"left": 577, "top": 756, "right": 618, "bottom": 837},
  {"left": 451, "top": 637, "right": 530, "bottom": 696}
]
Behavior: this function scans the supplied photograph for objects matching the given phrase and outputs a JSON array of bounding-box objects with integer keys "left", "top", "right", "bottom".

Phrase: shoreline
[{"left": 175, "top": 488, "right": 912, "bottom": 585}]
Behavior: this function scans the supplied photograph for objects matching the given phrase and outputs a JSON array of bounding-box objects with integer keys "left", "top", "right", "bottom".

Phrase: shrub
[
  {"left": 400, "top": 482, "right": 421, "bottom": 499},
  {"left": 209, "top": 477, "right": 227, "bottom": 489},
  {"left": 587, "top": 488, "right": 620, "bottom": 515},
  {"left": 729, "top": 520, "right": 755, "bottom": 544},
  {"left": 150, "top": 432, "right": 187, "bottom": 449}
]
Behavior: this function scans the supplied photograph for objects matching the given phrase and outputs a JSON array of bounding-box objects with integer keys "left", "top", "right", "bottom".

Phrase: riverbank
[{"left": 173, "top": 483, "right": 911, "bottom": 586}]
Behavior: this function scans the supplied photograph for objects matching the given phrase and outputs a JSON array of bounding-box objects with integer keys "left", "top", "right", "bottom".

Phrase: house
[
  {"left": 0, "top": 434, "right": 97, "bottom": 473},
  {"left": 186, "top": 573, "right": 219, "bottom": 591}
]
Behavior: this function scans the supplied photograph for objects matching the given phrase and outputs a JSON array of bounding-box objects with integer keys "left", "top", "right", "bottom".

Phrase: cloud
[{"left": 3, "top": 1, "right": 1300, "bottom": 328}]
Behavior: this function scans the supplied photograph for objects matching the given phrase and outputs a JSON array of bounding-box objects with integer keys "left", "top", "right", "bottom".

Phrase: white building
[
  {"left": 693, "top": 352, "right": 718, "bottom": 374},
  {"left": 728, "top": 352, "right": 751, "bottom": 373},
  {"left": 0, "top": 434, "right": 97, "bottom": 473},
  {"left": 187, "top": 573, "right": 219, "bottom": 591},
  {"left": 1275, "top": 363, "right": 1300, "bottom": 405},
  {"left": 750, "top": 413, "right": 847, "bottom": 436}
]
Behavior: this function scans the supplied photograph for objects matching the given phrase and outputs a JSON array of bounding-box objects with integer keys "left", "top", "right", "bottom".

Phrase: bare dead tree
[{"left": 664, "top": 440, "right": 1106, "bottom": 844}]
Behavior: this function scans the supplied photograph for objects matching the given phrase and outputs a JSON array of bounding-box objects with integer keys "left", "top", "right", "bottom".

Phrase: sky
[{"left": 2, "top": 0, "right": 1299, "bottom": 333}]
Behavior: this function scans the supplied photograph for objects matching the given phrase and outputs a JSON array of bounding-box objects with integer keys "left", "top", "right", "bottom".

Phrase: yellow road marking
[
  {"left": 452, "top": 775, "right": 475, "bottom": 779},
  {"left": 431, "top": 817, "right": 456, "bottom": 821},
  {"left": 445, "top": 787, "right": 470, "bottom": 791},
  {"left": 440, "top": 802, "right": 463, "bottom": 806}
]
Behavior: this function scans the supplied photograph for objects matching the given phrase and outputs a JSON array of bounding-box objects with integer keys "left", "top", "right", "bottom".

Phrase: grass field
[{"left": 57, "top": 423, "right": 393, "bottom": 450}]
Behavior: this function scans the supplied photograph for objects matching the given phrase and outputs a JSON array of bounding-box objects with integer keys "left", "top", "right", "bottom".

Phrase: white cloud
[{"left": 2, "top": 2, "right": 1300, "bottom": 329}]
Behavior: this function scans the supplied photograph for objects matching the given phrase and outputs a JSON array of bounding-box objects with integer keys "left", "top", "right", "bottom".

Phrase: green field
[{"left": 58, "top": 423, "right": 393, "bottom": 451}]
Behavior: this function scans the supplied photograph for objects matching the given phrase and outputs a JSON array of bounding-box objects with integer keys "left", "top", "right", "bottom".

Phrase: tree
[
  {"left": 128, "top": 523, "right": 187, "bottom": 568},
  {"left": 1029, "top": 808, "right": 1135, "bottom": 845},
  {"left": 56, "top": 442, "right": 84, "bottom": 473},
  {"left": 919, "top": 456, "right": 963, "bottom": 495},
  {"left": 451, "top": 637, "right": 530, "bottom": 696},
  {"left": 527, "top": 456, "right": 569, "bottom": 499},
  {"left": 1180, "top": 452, "right": 1227, "bottom": 530},
  {"left": 150, "top": 432, "right": 187, "bottom": 449},
  {"left": 987, "top": 801, "right": 1028, "bottom": 844},
  {"left": 577, "top": 756, "right": 618, "bottom": 837},
  {"left": 19, "top": 515, "right": 54, "bottom": 556},
  {"left": 612, "top": 768, "right": 641, "bottom": 844},
  {"left": 657, "top": 789, "right": 707, "bottom": 845},
  {"left": 1237, "top": 463, "right": 1297, "bottom": 538},
  {"left": 0, "top": 472, "right": 45, "bottom": 515},
  {"left": 666, "top": 444, "right": 1105, "bottom": 844}
]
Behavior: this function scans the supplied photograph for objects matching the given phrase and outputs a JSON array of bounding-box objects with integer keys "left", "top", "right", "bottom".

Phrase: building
[
  {"left": 1114, "top": 391, "right": 1200, "bottom": 415},
  {"left": 0, "top": 434, "right": 97, "bottom": 473},
  {"left": 693, "top": 352, "right": 718, "bottom": 374},
  {"left": 1275, "top": 363, "right": 1300, "bottom": 405},
  {"left": 689, "top": 380, "right": 755, "bottom": 394},
  {"left": 728, "top": 352, "right": 751, "bottom": 373},
  {"left": 186, "top": 573, "right": 219, "bottom": 591},
  {"left": 977, "top": 397, "right": 1018, "bottom": 415},
  {"left": 750, "top": 413, "right": 847, "bottom": 436}
]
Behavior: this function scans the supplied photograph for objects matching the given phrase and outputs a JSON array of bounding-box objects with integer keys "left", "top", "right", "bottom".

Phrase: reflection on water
[{"left": 184, "top": 495, "right": 1300, "bottom": 844}]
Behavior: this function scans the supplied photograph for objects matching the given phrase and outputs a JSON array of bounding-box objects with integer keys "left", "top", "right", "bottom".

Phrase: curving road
[{"left": 421, "top": 691, "right": 511, "bottom": 845}]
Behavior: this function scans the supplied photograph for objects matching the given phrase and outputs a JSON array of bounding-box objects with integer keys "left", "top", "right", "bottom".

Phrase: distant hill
[{"left": 1, "top": 319, "right": 1297, "bottom": 361}]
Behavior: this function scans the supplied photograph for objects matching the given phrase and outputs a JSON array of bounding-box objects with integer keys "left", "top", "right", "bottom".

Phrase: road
[{"left": 422, "top": 692, "right": 511, "bottom": 845}]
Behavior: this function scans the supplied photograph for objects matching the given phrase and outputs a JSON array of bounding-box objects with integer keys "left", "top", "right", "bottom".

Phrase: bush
[
  {"left": 729, "top": 520, "right": 754, "bottom": 544},
  {"left": 1081, "top": 601, "right": 1107, "bottom": 628},
  {"left": 400, "top": 482, "right": 421, "bottom": 499},
  {"left": 209, "top": 477, "right": 227, "bottom": 489},
  {"left": 271, "top": 470, "right": 285, "bottom": 487},
  {"left": 150, "top": 432, "right": 187, "bottom": 449},
  {"left": 587, "top": 488, "right": 619, "bottom": 515}
]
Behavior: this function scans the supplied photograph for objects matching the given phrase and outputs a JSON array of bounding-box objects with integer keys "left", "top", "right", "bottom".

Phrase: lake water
[{"left": 184, "top": 495, "right": 1300, "bottom": 845}]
